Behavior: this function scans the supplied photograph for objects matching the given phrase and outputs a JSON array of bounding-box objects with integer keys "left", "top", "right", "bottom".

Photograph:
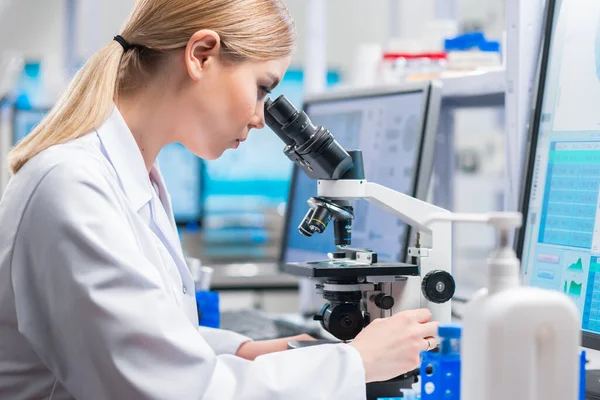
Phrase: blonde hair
[{"left": 9, "top": 0, "right": 296, "bottom": 173}]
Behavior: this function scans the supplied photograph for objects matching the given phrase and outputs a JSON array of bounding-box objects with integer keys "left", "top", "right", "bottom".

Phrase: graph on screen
[
  {"left": 566, "top": 280, "right": 583, "bottom": 297},
  {"left": 538, "top": 142, "right": 600, "bottom": 249},
  {"left": 568, "top": 258, "right": 584, "bottom": 272}
]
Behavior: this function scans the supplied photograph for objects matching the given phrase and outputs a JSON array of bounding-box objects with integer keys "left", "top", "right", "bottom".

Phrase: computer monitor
[
  {"left": 12, "top": 106, "right": 48, "bottom": 144},
  {"left": 517, "top": 0, "right": 600, "bottom": 379},
  {"left": 281, "top": 82, "right": 441, "bottom": 265},
  {"left": 156, "top": 143, "right": 202, "bottom": 224}
]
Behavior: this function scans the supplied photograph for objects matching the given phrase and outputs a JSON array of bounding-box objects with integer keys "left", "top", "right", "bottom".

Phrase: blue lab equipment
[
  {"left": 13, "top": 62, "right": 42, "bottom": 110},
  {"left": 195, "top": 291, "right": 220, "bottom": 328},
  {"left": 444, "top": 32, "right": 501, "bottom": 53},
  {"left": 420, "top": 324, "right": 461, "bottom": 400}
]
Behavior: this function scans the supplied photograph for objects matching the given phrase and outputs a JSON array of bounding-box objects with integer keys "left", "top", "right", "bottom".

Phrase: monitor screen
[
  {"left": 156, "top": 143, "right": 202, "bottom": 223},
  {"left": 519, "top": 0, "right": 600, "bottom": 341},
  {"left": 13, "top": 107, "right": 47, "bottom": 144},
  {"left": 283, "top": 88, "right": 430, "bottom": 264}
]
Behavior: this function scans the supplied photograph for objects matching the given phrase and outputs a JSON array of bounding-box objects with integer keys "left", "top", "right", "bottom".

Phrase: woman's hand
[
  {"left": 349, "top": 308, "right": 438, "bottom": 383},
  {"left": 235, "top": 334, "right": 316, "bottom": 360}
]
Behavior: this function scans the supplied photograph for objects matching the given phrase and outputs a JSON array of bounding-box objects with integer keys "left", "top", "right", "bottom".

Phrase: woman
[{"left": 0, "top": 0, "right": 439, "bottom": 399}]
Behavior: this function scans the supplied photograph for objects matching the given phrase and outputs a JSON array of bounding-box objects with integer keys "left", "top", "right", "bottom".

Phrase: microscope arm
[
  {"left": 317, "top": 179, "right": 451, "bottom": 246},
  {"left": 318, "top": 179, "right": 453, "bottom": 323}
]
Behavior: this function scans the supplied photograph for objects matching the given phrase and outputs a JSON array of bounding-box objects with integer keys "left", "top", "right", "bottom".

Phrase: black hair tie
[{"left": 114, "top": 35, "right": 132, "bottom": 52}]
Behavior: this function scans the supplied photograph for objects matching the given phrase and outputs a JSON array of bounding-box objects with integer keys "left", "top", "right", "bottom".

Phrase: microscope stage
[{"left": 283, "top": 260, "right": 418, "bottom": 279}]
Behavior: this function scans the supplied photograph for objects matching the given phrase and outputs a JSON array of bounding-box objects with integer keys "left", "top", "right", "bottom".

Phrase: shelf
[{"left": 440, "top": 69, "right": 505, "bottom": 98}]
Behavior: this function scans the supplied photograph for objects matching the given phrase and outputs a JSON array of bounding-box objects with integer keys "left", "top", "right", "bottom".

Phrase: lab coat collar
[
  {"left": 149, "top": 163, "right": 177, "bottom": 232},
  {"left": 96, "top": 105, "right": 153, "bottom": 212}
]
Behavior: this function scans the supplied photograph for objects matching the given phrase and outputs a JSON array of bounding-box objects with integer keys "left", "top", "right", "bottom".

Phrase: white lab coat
[{"left": 0, "top": 106, "right": 366, "bottom": 399}]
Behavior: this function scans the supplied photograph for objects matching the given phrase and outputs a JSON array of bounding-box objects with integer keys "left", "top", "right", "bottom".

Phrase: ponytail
[{"left": 8, "top": 41, "right": 124, "bottom": 173}]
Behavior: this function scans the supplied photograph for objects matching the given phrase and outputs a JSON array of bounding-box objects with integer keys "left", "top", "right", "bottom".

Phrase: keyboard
[{"left": 219, "top": 309, "right": 322, "bottom": 341}]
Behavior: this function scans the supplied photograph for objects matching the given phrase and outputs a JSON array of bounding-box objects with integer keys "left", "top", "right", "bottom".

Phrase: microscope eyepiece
[
  {"left": 264, "top": 95, "right": 353, "bottom": 180},
  {"left": 265, "top": 96, "right": 298, "bottom": 126},
  {"left": 264, "top": 98, "right": 295, "bottom": 147}
]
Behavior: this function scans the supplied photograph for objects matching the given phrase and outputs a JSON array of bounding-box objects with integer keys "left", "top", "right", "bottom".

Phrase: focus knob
[
  {"left": 372, "top": 293, "right": 395, "bottom": 310},
  {"left": 422, "top": 270, "right": 456, "bottom": 304}
]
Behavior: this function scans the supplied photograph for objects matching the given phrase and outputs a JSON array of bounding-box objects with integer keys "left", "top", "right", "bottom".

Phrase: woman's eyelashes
[{"left": 258, "top": 85, "right": 272, "bottom": 99}]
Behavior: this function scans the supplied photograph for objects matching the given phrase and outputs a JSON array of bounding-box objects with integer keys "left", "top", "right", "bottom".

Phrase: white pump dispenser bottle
[{"left": 426, "top": 212, "right": 581, "bottom": 400}]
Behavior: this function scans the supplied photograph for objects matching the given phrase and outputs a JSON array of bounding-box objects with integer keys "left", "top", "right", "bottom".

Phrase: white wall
[
  {"left": 0, "top": 0, "right": 66, "bottom": 60},
  {"left": 285, "top": 0, "right": 438, "bottom": 76},
  {"left": 0, "top": 0, "right": 505, "bottom": 80},
  {"left": 77, "top": 0, "right": 413, "bottom": 77},
  {"left": 460, "top": 0, "right": 505, "bottom": 38},
  {"left": 77, "top": 0, "right": 133, "bottom": 59}
]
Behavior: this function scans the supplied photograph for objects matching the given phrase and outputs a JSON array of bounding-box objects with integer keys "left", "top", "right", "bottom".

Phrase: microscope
[{"left": 264, "top": 95, "right": 456, "bottom": 397}]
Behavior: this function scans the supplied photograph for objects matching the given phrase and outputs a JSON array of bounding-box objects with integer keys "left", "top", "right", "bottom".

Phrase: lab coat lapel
[
  {"left": 150, "top": 163, "right": 179, "bottom": 239},
  {"left": 147, "top": 184, "right": 198, "bottom": 323},
  {"left": 148, "top": 166, "right": 185, "bottom": 262},
  {"left": 96, "top": 106, "right": 196, "bottom": 318},
  {"left": 96, "top": 105, "right": 183, "bottom": 264},
  {"left": 95, "top": 106, "right": 152, "bottom": 211}
]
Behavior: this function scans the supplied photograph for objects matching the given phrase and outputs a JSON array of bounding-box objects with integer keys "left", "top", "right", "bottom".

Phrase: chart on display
[
  {"left": 519, "top": 0, "right": 600, "bottom": 336},
  {"left": 537, "top": 142, "right": 600, "bottom": 249}
]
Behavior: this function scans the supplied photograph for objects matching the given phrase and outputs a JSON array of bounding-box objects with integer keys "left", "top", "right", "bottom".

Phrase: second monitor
[{"left": 281, "top": 82, "right": 441, "bottom": 265}]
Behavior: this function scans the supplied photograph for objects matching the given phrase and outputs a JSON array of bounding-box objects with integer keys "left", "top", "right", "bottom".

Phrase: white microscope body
[
  {"left": 316, "top": 179, "right": 453, "bottom": 325},
  {"left": 264, "top": 93, "right": 455, "bottom": 331}
]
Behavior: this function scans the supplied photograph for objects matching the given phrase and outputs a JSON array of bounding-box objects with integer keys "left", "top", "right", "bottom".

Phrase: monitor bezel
[
  {"left": 278, "top": 81, "right": 442, "bottom": 266},
  {"left": 514, "top": 0, "right": 600, "bottom": 349}
]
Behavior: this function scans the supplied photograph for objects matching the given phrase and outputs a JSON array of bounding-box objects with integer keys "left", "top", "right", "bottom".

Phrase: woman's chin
[
  {"left": 182, "top": 140, "right": 233, "bottom": 160},
  {"left": 185, "top": 147, "right": 222, "bottom": 161},
  {"left": 201, "top": 152, "right": 223, "bottom": 161}
]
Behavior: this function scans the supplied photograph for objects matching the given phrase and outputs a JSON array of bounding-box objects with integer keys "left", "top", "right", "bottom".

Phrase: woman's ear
[{"left": 185, "top": 30, "right": 221, "bottom": 81}]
